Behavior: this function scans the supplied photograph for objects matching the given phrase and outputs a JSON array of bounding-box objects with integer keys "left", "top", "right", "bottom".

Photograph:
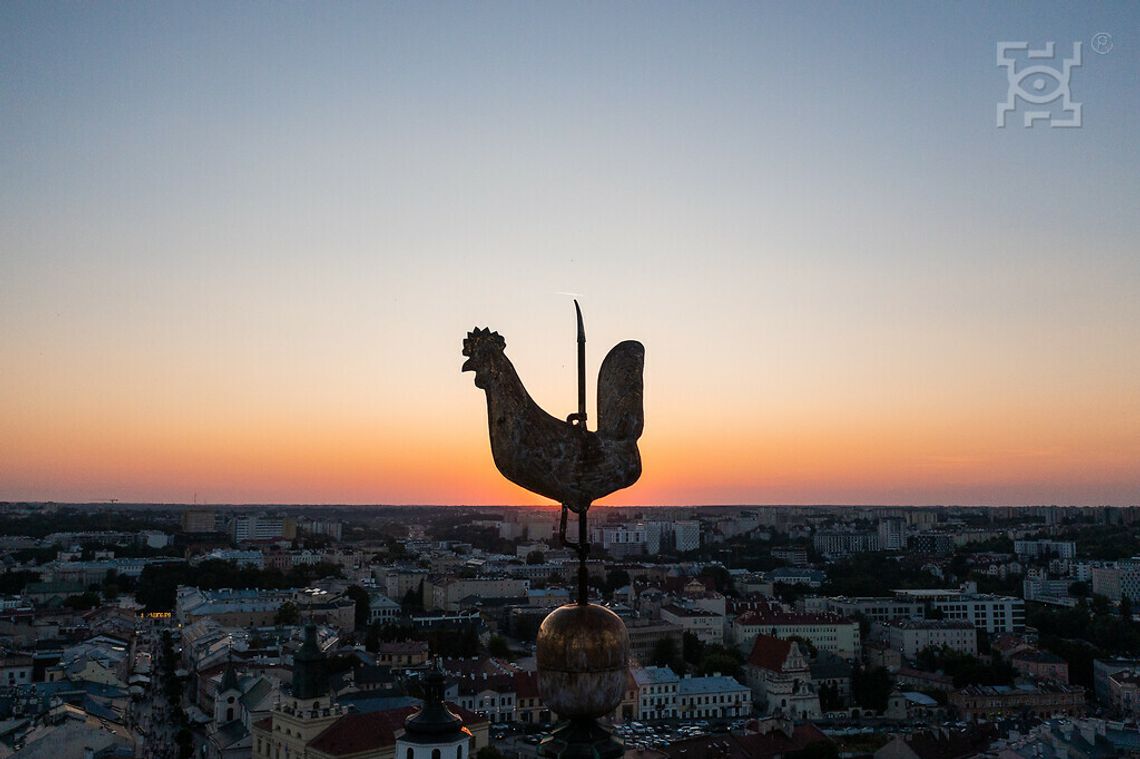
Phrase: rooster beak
[{"left": 461, "top": 358, "right": 473, "bottom": 372}]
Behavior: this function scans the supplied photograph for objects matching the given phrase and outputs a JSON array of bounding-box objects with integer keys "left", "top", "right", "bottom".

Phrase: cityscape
[
  {"left": 3, "top": 2, "right": 1140, "bottom": 759},
  {"left": 3, "top": 502, "right": 1140, "bottom": 758}
]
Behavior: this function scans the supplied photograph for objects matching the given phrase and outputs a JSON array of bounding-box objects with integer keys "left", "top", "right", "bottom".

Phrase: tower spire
[
  {"left": 404, "top": 658, "right": 464, "bottom": 739},
  {"left": 291, "top": 623, "right": 327, "bottom": 700}
]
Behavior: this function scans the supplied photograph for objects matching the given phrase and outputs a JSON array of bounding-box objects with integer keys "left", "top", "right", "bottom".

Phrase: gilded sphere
[{"left": 536, "top": 603, "right": 629, "bottom": 719}]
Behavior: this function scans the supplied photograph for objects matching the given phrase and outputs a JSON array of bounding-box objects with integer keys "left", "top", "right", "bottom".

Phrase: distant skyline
[{"left": 3, "top": 3, "right": 1139, "bottom": 507}]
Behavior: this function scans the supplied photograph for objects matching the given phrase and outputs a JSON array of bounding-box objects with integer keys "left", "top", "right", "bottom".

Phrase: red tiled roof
[
  {"left": 747, "top": 635, "right": 793, "bottom": 672},
  {"left": 898, "top": 726, "right": 998, "bottom": 759},
  {"left": 739, "top": 723, "right": 830, "bottom": 757},
  {"left": 457, "top": 673, "right": 515, "bottom": 696},
  {"left": 513, "top": 671, "right": 540, "bottom": 699},
  {"left": 308, "top": 705, "right": 487, "bottom": 757},
  {"left": 309, "top": 709, "right": 409, "bottom": 756}
]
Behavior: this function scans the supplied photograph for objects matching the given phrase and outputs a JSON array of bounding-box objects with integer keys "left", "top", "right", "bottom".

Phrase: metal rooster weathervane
[{"left": 462, "top": 302, "right": 645, "bottom": 604}]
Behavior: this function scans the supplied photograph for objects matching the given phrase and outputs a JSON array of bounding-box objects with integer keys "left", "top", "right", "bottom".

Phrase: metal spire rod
[
  {"left": 573, "top": 301, "right": 590, "bottom": 604},
  {"left": 574, "top": 299, "right": 586, "bottom": 428}
]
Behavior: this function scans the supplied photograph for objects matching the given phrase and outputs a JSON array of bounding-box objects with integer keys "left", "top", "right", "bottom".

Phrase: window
[
  {"left": 432, "top": 751, "right": 441, "bottom": 759},
  {"left": 457, "top": 748, "right": 463, "bottom": 759},
  {"left": 406, "top": 750, "right": 414, "bottom": 759}
]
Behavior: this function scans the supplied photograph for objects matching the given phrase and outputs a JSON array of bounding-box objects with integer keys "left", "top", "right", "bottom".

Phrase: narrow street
[{"left": 128, "top": 627, "right": 190, "bottom": 759}]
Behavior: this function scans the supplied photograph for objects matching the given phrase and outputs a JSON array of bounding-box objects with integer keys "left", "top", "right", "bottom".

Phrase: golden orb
[{"left": 536, "top": 603, "right": 629, "bottom": 719}]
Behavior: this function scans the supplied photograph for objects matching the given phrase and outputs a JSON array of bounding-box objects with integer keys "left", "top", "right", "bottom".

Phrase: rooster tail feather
[{"left": 596, "top": 340, "right": 645, "bottom": 441}]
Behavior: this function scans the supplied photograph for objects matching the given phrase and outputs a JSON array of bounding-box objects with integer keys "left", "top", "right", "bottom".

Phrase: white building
[
  {"left": 803, "top": 596, "right": 924, "bottom": 624},
  {"left": 660, "top": 604, "right": 725, "bottom": 645},
  {"left": 677, "top": 674, "right": 752, "bottom": 719},
  {"left": 300, "top": 520, "right": 343, "bottom": 541},
  {"left": 892, "top": 589, "right": 1025, "bottom": 633},
  {"left": 634, "top": 666, "right": 680, "bottom": 720},
  {"left": 1014, "top": 540, "right": 1077, "bottom": 560},
  {"left": 429, "top": 577, "right": 529, "bottom": 612},
  {"left": 731, "top": 610, "right": 861, "bottom": 660},
  {"left": 745, "top": 636, "right": 821, "bottom": 720},
  {"left": 590, "top": 524, "right": 648, "bottom": 557},
  {"left": 812, "top": 531, "right": 879, "bottom": 557},
  {"left": 879, "top": 619, "right": 977, "bottom": 659},
  {"left": 674, "top": 521, "right": 701, "bottom": 552},
  {"left": 877, "top": 519, "right": 906, "bottom": 551},
  {"left": 229, "top": 516, "right": 292, "bottom": 543},
  {"left": 368, "top": 593, "right": 402, "bottom": 625}
]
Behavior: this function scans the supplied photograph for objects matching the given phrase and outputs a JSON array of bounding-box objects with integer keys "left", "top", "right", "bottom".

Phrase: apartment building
[{"left": 732, "top": 610, "right": 861, "bottom": 660}]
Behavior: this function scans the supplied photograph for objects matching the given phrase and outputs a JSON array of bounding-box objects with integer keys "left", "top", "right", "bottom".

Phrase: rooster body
[{"left": 462, "top": 327, "right": 644, "bottom": 510}]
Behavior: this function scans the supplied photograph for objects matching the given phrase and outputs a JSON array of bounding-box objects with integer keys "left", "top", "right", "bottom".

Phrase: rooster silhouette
[{"left": 462, "top": 325, "right": 644, "bottom": 512}]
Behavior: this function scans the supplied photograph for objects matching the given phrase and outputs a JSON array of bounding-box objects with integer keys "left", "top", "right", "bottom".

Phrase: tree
[
  {"left": 699, "top": 644, "right": 743, "bottom": 679},
  {"left": 102, "top": 569, "right": 121, "bottom": 600},
  {"left": 851, "top": 665, "right": 893, "bottom": 713},
  {"left": 606, "top": 569, "right": 631, "bottom": 594},
  {"left": 64, "top": 591, "right": 101, "bottom": 610},
  {"left": 402, "top": 580, "right": 425, "bottom": 613},
  {"left": 651, "top": 637, "right": 680, "bottom": 670},
  {"left": 786, "top": 635, "right": 817, "bottom": 658},
  {"left": 526, "top": 550, "right": 545, "bottom": 565},
  {"left": 365, "top": 623, "right": 382, "bottom": 652},
  {"left": 488, "top": 635, "right": 511, "bottom": 659},
  {"left": 0, "top": 571, "right": 38, "bottom": 595},
  {"left": 915, "top": 646, "right": 1014, "bottom": 687},
  {"left": 1092, "top": 594, "right": 1114, "bottom": 616},
  {"left": 699, "top": 565, "right": 736, "bottom": 596},
  {"left": 1122, "top": 595, "right": 1134, "bottom": 623},
  {"left": 683, "top": 632, "right": 705, "bottom": 666},
  {"left": 345, "top": 585, "right": 371, "bottom": 630},
  {"left": 818, "top": 682, "right": 843, "bottom": 712},
  {"left": 1069, "top": 581, "right": 1090, "bottom": 599},
  {"left": 275, "top": 601, "right": 300, "bottom": 625}
]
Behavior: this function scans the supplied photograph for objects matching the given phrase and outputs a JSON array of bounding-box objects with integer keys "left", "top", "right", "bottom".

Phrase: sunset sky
[{"left": 2, "top": 3, "right": 1138, "bottom": 506}]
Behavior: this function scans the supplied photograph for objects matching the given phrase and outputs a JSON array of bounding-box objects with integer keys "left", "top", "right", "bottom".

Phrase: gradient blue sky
[{"left": 2, "top": 2, "right": 1138, "bottom": 505}]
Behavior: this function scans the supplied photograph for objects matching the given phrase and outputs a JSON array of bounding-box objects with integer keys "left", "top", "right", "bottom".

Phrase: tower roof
[
  {"left": 292, "top": 623, "right": 327, "bottom": 700},
  {"left": 219, "top": 655, "right": 241, "bottom": 693},
  {"left": 403, "top": 661, "right": 466, "bottom": 744}
]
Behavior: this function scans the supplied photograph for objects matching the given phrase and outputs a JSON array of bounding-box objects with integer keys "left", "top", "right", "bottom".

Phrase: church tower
[
  {"left": 252, "top": 623, "right": 343, "bottom": 759},
  {"left": 396, "top": 662, "right": 471, "bottom": 759},
  {"left": 213, "top": 656, "right": 243, "bottom": 725},
  {"left": 291, "top": 622, "right": 326, "bottom": 700}
]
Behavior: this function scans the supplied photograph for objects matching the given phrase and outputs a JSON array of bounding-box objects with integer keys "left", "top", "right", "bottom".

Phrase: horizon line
[{"left": 2, "top": 500, "right": 1136, "bottom": 509}]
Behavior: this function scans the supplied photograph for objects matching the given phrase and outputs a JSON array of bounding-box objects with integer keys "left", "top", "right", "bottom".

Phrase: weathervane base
[{"left": 538, "top": 718, "right": 625, "bottom": 759}]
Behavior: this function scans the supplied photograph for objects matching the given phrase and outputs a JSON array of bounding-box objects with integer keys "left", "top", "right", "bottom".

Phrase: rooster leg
[
  {"left": 559, "top": 502, "right": 594, "bottom": 605},
  {"left": 558, "top": 504, "right": 571, "bottom": 549}
]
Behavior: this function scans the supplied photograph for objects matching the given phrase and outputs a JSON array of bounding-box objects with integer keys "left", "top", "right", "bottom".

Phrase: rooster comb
[{"left": 463, "top": 327, "right": 506, "bottom": 356}]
